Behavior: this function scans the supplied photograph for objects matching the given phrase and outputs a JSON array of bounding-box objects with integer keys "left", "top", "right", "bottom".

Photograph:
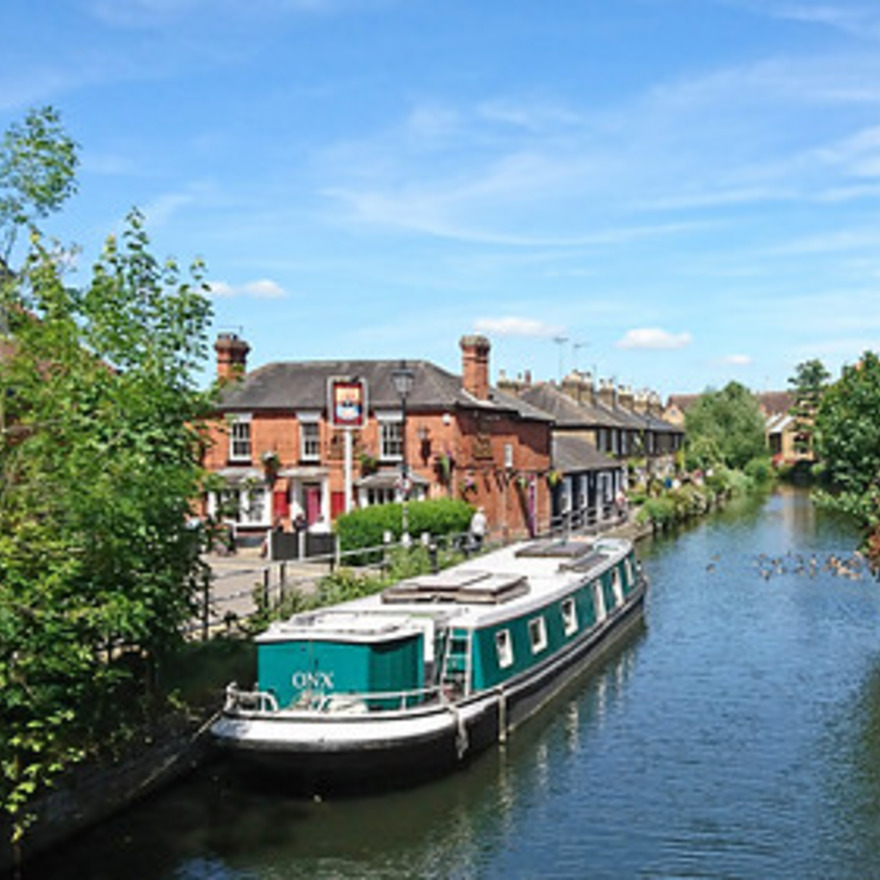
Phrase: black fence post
[{"left": 202, "top": 573, "right": 210, "bottom": 641}]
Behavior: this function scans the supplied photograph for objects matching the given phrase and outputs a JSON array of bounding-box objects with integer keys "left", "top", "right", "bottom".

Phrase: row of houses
[{"left": 202, "top": 332, "right": 686, "bottom": 545}]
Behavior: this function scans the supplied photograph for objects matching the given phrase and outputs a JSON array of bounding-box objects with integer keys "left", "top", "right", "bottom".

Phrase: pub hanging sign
[{"left": 329, "top": 377, "right": 368, "bottom": 429}]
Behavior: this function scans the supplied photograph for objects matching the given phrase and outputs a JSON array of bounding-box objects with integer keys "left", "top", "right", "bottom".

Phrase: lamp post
[{"left": 391, "top": 360, "right": 415, "bottom": 543}]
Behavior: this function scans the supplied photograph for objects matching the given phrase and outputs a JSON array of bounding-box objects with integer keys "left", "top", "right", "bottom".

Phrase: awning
[
  {"left": 215, "top": 467, "right": 263, "bottom": 485},
  {"left": 278, "top": 466, "right": 330, "bottom": 479},
  {"left": 355, "top": 470, "right": 430, "bottom": 490}
]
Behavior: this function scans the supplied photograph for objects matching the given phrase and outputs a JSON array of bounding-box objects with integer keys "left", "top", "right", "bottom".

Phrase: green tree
[
  {"left": 0, "top": 211, "right": 215, "bottom": 853},
  {"left": 683, "top": 381, "right": 767, "bottom": 471},
  {"left": 813, "top": 353, "right": 880, "bottom": 532},
  {"left": 0, "top": 106, "right": 78, "bottom": 266},
  {"left": 788, "top": 358, "right": 830, "bottom": 455}
]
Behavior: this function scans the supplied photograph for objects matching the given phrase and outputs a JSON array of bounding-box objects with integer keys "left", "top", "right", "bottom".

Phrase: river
[{"left": 27, "top": 487, "right": 880, "bottom": 879}]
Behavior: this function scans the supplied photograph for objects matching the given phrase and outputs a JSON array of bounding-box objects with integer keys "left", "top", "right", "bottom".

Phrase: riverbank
[
  {"left": 0, "top": 514, "right": 651, "bottom": 878},
  {"left": 20, "top": 487, "right": 877, "bottom": 880}
]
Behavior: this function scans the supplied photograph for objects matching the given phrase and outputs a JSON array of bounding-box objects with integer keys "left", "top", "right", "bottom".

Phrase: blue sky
[{"left": 3, "top": 0, "right": 880, "bottom": 396}]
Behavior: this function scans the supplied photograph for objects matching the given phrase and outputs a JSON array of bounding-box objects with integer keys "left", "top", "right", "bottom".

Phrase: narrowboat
[{"left": 211, "top": 535, "right": 647, "bottom": 787}]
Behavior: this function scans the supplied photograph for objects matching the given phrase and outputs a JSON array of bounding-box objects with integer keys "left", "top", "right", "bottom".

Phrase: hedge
[{"left": 334, "top": 498, "right": 474, "bottom": 553}]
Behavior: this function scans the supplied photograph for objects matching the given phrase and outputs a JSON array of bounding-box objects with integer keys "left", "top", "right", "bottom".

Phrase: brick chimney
[
  {"left": 561, "top": 370, "right": 595, "bottom": 406},
  {"left": 215, "top": 332, "right": 250, "bottom": 381},
  {"left": 460, "top": 334, "right": 491, "bottom": 400},
  {"left": 598, "top": 378, "right": 615, "bottom": 409}
]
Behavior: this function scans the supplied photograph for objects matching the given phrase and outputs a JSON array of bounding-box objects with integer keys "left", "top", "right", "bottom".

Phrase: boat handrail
[
  {"left": 224, "top": 683, "right": 279, "bottom": 713},
  {"left": 225, "top": 682, "right": 446, "bottom": 714},
  {"left": 313, "top": 683, "right": 447, "bottom": 712}
]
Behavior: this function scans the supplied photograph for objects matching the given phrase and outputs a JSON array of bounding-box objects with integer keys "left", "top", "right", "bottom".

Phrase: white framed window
[
  {"left": 624, "top": 557, "right": 634, "bottom": 588},
  {"left": 561, "top": 598, "right": 578, "bottom": 637},
  {"left": 239, "top": 486, "right": 268, "bottom": 525},
  {"left": 495, "top": 629, "right": 514, "bottom": 669},
  {"left": 379, "top": 414, "right": 403, "bottom": 461},
  {"left": 611, "top": 568, "right": 624, "bottom": 606},
  {"left": 229, "top": 415, "right": 252, "bottom": 462},
  {"left": 299, "top": 417, "right": 320, "bottom": 461},
  {"left": 528, "top": 616, "right": 548, "bottom": 654},
  {"left": 210, "top": 485, "right": 269, "bottom": 526}
]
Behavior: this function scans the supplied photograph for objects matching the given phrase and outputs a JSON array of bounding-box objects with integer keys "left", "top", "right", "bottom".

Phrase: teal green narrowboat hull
[{"left": 212, "top": 536, "right": 647, "bottom": 787}]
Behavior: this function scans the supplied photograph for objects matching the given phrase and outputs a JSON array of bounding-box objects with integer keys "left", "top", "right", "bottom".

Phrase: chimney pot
[
  {"left": 460, "top": 334, "right": 491, "bottom": 400},
  {"left": 215, "top": 333, "right": 250, "bottom": 381}
]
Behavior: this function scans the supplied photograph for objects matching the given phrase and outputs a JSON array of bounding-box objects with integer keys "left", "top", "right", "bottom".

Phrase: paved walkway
[
  {"left": 199, "top": 550, "right": 330, "bottom": 634},
  {"left": 196, "top": 517, "right": 650, "bottom": 636}
]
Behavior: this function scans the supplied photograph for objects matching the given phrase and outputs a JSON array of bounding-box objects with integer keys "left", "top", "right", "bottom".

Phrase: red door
[
  {"left": 331, "top": 491, "right": 346, "bottom": 520},
  {"left": 304, "top": 485, "right": 322, "bottom": 526}
]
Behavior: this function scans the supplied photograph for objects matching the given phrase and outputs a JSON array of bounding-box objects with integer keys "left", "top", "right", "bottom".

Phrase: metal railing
[
  {"left": 199, "top": 513, "right": 629, "bottom": 639},
  {"left": 224, "top": 682, "right": 446, "bottom": 714}
]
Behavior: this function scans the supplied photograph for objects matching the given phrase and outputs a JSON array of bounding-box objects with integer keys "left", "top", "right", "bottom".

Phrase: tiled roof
[
  {"left": 665, "top": 393, "right": 702, "bottom": 412},
  {"left": 218, "top": 359, "right": 550, "bottom": 422},
  {"left": 552, "top": 434, "right": 620, "bottom": 473},
  {"left": 758, "top": 391, "right": 794, "bottom": 416},
  {"left": 667, "top": 390, "right": 793, "bottom": 418},
  {"left": 517, "top": 384, "right": 611, "bottom": 427},
  {"left": 518, "top": 383, "right": 682, "bottom": 433}
]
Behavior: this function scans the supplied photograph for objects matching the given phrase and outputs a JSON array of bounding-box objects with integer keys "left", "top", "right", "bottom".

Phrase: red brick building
[{"left": 203, "top": 333, "right": 552, "bottom": 543}]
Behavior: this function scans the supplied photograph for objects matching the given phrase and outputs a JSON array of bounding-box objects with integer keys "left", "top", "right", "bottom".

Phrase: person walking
[{"left": 469, "top": 506, "right": 487, "bottom": 552}]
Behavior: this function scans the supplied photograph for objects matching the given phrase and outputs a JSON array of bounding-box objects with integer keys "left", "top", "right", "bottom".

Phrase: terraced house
[
  {"left": 498, "top": 369, "right": 684, "bottom": 528},
  {"left": 202, "top": 333, "right": 553, "bottom": 545}
]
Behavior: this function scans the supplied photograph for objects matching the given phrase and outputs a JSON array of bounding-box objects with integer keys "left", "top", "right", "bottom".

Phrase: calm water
[{"left": 29, "top": 487, "right": 880, "bottom": 879}]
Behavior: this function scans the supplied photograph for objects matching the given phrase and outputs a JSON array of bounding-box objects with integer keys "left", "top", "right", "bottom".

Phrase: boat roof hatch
[
  {"left": 382, "top": 569, "right": 529, "bottom": 605},
  {"left": 260, "top": 611, "right": 425, "bottom": 644},
  {"left": 558, "top": 552, "right": 609, "bottom": 576},
  {"left": 514, "top": 539, "right": 594, "bottom": 559}
]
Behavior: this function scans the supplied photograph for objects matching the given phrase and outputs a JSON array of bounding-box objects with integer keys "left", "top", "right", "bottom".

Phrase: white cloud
[
  {"left": 754, "top": 2, "right": 880, "bottom": 38},
  {"left": 721, "top": 353, "right": 753, "bottom": 366},
  {"left": 474, "top": 316, "right": 565, "bottom": 338},
  {"left": 207, "top": 278, "right": 288, "bottom": 299},
  {"left": 141, "top": 192, "right": 194, "bottom": 227},
  {"left": 616, "top": 328, "right": 692, "bottom": 350},
  {"left": 85, "top": 0, "right": 339, "bottom": 27}
]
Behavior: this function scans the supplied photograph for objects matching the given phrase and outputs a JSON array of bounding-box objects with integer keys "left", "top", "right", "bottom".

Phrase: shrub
[
  {"left": 334, "top": 498, "right": 473, "bottom": 553},
  {"left": 744, "top": 456, "right": 774, "bottom": 484},
  {"left": 636, "top": 496, "right": 676, "bottom": 529}
]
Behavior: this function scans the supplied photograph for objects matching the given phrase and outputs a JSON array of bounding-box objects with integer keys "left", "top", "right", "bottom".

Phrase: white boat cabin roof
[{"left": 259, "top": 536, "right": 635, "bottom": 643}]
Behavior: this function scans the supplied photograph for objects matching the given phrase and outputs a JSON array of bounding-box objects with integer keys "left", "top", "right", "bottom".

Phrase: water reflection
[
  {"left": 29, "top": 623, "right": 647, "bottom": 880},
  {"left": 25, "top": 489, "right": 880, "bottom": 880}
]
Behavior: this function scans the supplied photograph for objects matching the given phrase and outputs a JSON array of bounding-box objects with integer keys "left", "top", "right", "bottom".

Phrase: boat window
[
  {"left": 611, "top": 568, "right": 624, "bottom": 606},
  {"left": 495, "top": 629, "right": 514, "bottom": 669},
  {"left": 528, "top": 616, "right": 548, "bottom": 654},
  {"left": 561, "top": 598, "right": 578, "bottom": 636},
  {"left": 624, "top": 556, "right": 634, "bottom": 588},
  {"left": 593, "top": 580, "right": 607, "bottom": 623}
]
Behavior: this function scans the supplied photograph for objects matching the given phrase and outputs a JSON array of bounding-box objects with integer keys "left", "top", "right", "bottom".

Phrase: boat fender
[
  {"left": 449, "top": 705, "right": 469, "bottom": 761},
  {"left": 497, "top": 687, "right": 507, "bottom": 744}
]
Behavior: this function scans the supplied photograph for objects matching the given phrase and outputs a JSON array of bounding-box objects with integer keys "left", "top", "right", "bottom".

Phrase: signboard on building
[{"left": 329, "top": 378, "right": 368, "bottom": 429}]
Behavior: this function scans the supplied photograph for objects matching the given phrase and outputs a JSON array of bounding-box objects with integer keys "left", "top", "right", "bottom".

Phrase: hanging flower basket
[
  {"left": 359, "top": 452, "right": 379, "bottom": 476},
  {"left": 261, "top": 450, "right": 281, "bottom": 480},
  {"left": 435, "top": 452, "right": 453, "bottom": 484},
  {"left": 547, "top": 469, "right": 562, "bottom": 488}
]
